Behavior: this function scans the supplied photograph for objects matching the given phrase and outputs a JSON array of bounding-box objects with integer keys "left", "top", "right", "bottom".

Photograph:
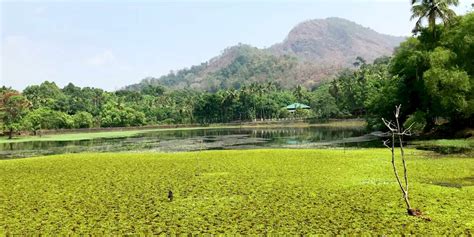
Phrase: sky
[{"left": 1, "top": 0, "right": 472, "bottom": 91}]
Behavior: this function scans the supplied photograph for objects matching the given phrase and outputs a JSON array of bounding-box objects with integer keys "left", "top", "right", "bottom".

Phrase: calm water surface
[{"left": 0, "top": 126, "right": 381, "bottom": 159}]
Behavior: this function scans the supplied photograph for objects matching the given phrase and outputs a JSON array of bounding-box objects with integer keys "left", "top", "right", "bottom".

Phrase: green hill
[{"left": 125, "top": 18, "right": 404, "bottom": 91}]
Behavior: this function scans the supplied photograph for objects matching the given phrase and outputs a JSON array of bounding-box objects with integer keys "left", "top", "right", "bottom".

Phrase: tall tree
[
  {"left": 23, "top": 81, "right": 67, "bottom": 111},
  {"left": 411, "top": 0, "right": 459, "bottom": 34},
  {"left": 0, "top": 92, "right": 31, "bottom": 139}
]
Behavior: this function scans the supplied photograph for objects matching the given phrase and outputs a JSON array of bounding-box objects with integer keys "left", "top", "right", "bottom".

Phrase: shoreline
[{"left": 0, "top": 119, "right": 366, "bottom": 144}]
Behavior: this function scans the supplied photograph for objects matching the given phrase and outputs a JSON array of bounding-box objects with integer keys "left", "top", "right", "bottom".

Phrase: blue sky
[{"left": 1, "top": 0, "right": 472, "bottom": 91}]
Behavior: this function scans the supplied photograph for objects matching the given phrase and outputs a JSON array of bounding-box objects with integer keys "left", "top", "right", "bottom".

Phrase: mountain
[
  {"left": 126, "top": 45, "right": 316, "bottom": 91},
  {"left": 269, "top": 17, "right": 405, "bottom": 66},
  {"left": 124, "top": 17, "right": 405, "bottom": 91}
]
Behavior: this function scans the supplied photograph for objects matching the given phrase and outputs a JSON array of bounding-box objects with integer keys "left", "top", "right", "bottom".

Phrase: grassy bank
[
  {"left": 410, "top": 138, "right": 474, "bottom": 154},
  {"left": 0, "top": 120, "right": 365, "bottom": 144},
  {"left": 0, "top": 149, "right": 472, "bottom": 235}
]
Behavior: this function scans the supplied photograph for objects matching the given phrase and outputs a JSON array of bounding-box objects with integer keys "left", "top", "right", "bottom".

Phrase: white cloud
[{"left": 85, "top": 50, "right": 116, "bottom": 66}]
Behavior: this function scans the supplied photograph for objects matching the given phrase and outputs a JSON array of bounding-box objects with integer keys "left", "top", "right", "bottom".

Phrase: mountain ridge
[
  {"left": 268, "top": 17, "right": 405, "bottom": 66},
  {"left": 124, "top": 17, "right": 405, "bottom": 91}
]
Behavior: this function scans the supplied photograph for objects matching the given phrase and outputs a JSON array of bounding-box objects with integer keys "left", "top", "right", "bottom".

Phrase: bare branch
[
  {"left": 382, "top": 118, "right": 397, "bottom": 132},
  {"left": 402, "top": 123, "right": 415, "bottom": 136}
]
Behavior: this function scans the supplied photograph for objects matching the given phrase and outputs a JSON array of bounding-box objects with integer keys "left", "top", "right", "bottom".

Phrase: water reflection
[{"left": 0, "top": 126, "right": 379, "bottom": 159}]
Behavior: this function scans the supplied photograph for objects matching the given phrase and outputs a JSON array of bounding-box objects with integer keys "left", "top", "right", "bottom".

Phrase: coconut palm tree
[
  {"left": 293, "top": 85, "right": 305, "bottom": 102},
  {"left": 220, "top": 89, "right": 239, "bottom": 122},
  {"left": 411, "top": 0, "right": 459, "bottom": 34}
]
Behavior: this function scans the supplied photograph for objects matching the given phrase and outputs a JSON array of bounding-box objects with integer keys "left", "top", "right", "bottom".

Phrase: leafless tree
[{"left": 382, "top": 105, "right": 421, "bottom": 216}]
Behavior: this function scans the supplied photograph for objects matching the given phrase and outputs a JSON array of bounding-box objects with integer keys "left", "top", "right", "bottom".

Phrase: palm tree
[
  {"left": 411, "top": 0, "right": 459, "bottom": 34},
  {"left": 220, "top": 89, "right": 239, "bottom": 122},
  {"left": 293, "top": 85, "right": 305, "bottom": 102},
  {"left": 265, "top": 81, "right": 277, "bottom": 92},
  {"left": 181, "top": 95, "right": 196, "bottom": 124},
  {"left": 248, "top": 83, "right": 264, "bottom": 121}
]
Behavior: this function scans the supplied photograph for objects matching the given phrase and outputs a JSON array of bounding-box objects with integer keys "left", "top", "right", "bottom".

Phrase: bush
[
  {"left": 403, "top": 111, "right": 427, "bottom": 134},
  {"left": 161, "top": 118, "right": 175, "bottom": 125},
  {"left": 72, "top": 112, "right": 94, "bottom": 128}
]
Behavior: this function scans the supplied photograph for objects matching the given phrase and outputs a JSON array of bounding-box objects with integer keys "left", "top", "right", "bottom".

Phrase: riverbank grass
[
  {"left": 410, "top": 138, "right": 474, "bottom": 154},
  {"left": 1, "top": 149, "right": 472, "bottom": 234}
]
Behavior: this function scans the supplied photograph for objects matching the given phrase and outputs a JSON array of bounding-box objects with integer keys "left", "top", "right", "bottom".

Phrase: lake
[{"left": 0, "top": 126, "right": 381, "bottom": 159}]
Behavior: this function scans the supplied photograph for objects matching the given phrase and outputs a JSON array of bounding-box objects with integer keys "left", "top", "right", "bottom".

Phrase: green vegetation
[
  {"left": 1, "top": 149, "right": 472, "bottom": 234},
  {"left": 131, "top": 45, "right": 301, "bottom": 91},
  {"left": 411, "top": 138, "right": 474, "bottom": 154},
  {"left": 411, "top": 0, "right": 459, "bottom": 33},
  {"left": 0, "top": 129, "right": 155, "bottom": 144},
  {"left": 413, "top": 139, "right": 474, "bottom": 148},
  {"left": 1, "top": 12, "right": 473, "bottom": 138},
  {"left": 327, "top": 11, "right": 473, "bottom": 131},
  {"left": 0, "top": 91, "right": 30, "bottom": 139},
  {"left": 0, "top": 1, "right": 471, "bottom": 235}
]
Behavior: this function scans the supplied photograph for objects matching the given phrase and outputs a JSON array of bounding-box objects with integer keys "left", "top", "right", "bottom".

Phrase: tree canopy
[{"left": 1, "top": 12, "right": 472, "bottom": 137}]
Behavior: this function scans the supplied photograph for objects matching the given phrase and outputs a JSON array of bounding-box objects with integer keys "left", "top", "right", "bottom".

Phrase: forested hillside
[
  {"left": 125, "top": 44, "right": 344, "bottom": 91},
  {"left": 125, "top": 18, "right": 404, "bottom": 91}
]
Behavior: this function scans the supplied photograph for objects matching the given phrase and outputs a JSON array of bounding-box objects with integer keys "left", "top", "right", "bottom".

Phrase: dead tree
[{"left": 382, "top": 105, "right": 421, "bottom": 216}]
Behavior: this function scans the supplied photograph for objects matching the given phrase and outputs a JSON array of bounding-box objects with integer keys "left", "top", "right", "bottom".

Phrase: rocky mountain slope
[
  {"left": 125, "top": 17, "right": 404, "bottom": 91},
  {"left": 269, "top": 17, "right": 404, "bottom": 66}
]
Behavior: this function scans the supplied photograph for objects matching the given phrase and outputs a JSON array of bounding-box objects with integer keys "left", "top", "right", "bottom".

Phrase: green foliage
[
  {"left": 411, "top": 138, "right": 474, "bottom": 154},
  {"left": 390, "top": 38, "right": 431, "bottom": 118},
  {"left": 21, "top": 108, "right": 45, "bottom": 134},
  {"left": 321, "top": 12, "right": 473, "bottom": 131},
  {"left": 0, "top": 91, "right": 30, "bottom": 138},
  {"left": 192, "top": 84, "right": 299, "bottom": 124},
  {"left": 403, "top": 111, "right": 427, "bottom": 133},
  {"left": 310, "top": 85, "right": 339, "bottom": 119},
  {"left": 367, "top": 12, "right": 474, "bottom": 131},
  {"left": 424, "top": 67, "right": 470, "bottom": 119},
  {"left": 328, "top": 57, "right": 403, "bottom": 127},
  {"left": 100, "top": 102, "right": 145, "bottom": 127},
  {"left": 442, "top": 12, "right": 474, "bottom": 75},
  {"left": 410, "top": 0, "right": 459, "bottom": 34},
  {"left": 4, "top": 13, "right": 472, "bottom": 136},
  {"left": 125, "top": 44, "right": 303, "bottom": 91},
  {"left": 72, "top": 112, "right": 94, "bottom": 128},
  {"left": 1, "top": 149, "right": 472, "bottom": 234},
  {"left": 62, "top": 83, "right": 108, "bottom": 116},
  {"left": 277, "top": 108, "right": 290, "bottom": 118},
  {"left": 23, "top": 81, "right": 67, "bottom": 111},
  {"left": 294, "top": 108, "right": 311, "bottom": 118},
  {"left": 21, "top": 107, "right": 73, "bottom": 130}
]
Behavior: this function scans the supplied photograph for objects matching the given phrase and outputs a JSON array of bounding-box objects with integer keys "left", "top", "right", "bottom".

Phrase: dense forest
[{"left": 1, "top": 11, "right": 473, "bottom": 139}]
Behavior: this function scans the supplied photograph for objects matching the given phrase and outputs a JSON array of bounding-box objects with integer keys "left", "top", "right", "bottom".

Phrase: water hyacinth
[{"left": 1, "top": 149, "right": 472, "bottom": 235}]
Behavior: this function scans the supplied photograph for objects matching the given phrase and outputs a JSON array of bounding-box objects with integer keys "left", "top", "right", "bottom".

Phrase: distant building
[{"left": 286, "top": 103, "right": 310, "bottom": 113}]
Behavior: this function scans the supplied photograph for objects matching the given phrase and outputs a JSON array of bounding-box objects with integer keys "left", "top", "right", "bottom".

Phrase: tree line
[
  {"left": 1, "top": 6, "right": 472, "bottom": 139},
  {"left": 0, "top": 81, "right": 317, "bottom": 138}
]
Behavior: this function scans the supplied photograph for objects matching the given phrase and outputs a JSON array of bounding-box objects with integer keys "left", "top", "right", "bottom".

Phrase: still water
[{"left": 0, "top": 126, "right": 380, "bottom": 159}]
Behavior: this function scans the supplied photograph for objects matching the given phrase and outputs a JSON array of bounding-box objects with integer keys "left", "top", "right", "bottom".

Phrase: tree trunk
[{"left": 8, "top": 128, "right": 13, "bottom": 139}]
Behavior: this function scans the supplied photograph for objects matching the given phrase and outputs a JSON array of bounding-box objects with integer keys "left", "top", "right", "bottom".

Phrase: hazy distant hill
[
  {"left": 269, "top": 17, "right": 405, "bottom": 66},
  {"left": 125, "top": 17, "right": 404, "bottom": 91}
]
